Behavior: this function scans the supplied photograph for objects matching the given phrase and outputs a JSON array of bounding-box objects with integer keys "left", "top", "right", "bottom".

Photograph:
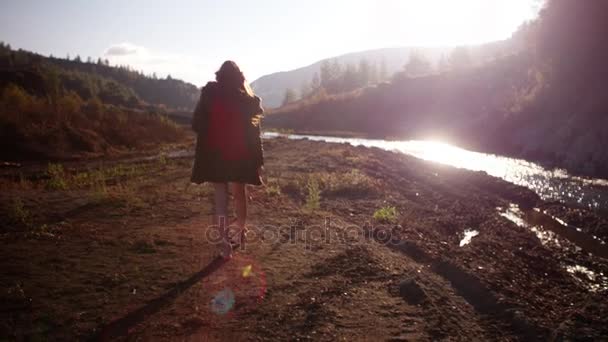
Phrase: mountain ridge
[{"left": 252, "top": 41, "right": 515, "bottom": 108}]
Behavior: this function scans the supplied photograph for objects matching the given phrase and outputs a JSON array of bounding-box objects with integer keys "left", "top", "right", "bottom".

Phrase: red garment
[{"left": 206, "top": 97, "right": 250, "bottom": 161}]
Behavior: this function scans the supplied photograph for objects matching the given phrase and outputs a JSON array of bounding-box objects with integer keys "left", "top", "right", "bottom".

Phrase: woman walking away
[{"left": 191, "top": 61, "right": 264, "bottom": 258}]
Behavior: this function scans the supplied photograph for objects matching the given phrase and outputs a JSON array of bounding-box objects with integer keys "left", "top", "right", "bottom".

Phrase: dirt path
[{"left": 1, "top": 138, "right": 607, "bottom": 341}]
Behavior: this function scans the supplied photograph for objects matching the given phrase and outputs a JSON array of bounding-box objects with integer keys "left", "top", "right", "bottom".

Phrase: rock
[{"left": 399, "top": 278, "right": 427, "bottom": 305}]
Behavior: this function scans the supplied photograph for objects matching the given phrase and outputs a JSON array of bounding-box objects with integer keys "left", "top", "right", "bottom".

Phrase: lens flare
[
  {"left": 210, "top": 288, "right": 235, "bottom": 315},
  {"left": 242, "top": 264, "right": 253, "bottom": 278}
]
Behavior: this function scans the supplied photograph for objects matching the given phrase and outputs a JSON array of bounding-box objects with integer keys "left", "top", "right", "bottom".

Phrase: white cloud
[
  {"left": 102, "top": 42, "right": 210, "bottom": 86},
  {"left": 104, "top": 43, "right": 143, "bottom": 56}
]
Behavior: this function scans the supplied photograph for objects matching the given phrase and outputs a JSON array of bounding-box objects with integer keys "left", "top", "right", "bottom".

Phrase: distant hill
[
  {"left": 0, "top": 45, "right": 199, "bottom": 112},
  {"left": 0, "top": 44, "right": 193, "bottom": 160},
  {"left": 251, "top": 41, "right": 517, "bottom": 108},
  {"left": 266, "top": 54, "right": 529, "bottom": 140},
  {"left": 264, "top": 0, "right": 608, "bottom": 178}
]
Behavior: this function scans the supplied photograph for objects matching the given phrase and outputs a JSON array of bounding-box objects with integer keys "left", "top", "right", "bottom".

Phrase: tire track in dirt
[
  {"left": 381, "top": 234, "right": 550, "bottom": 340},
  {"left": 246, "top": 209, "right": 497, "bottom": 341}
]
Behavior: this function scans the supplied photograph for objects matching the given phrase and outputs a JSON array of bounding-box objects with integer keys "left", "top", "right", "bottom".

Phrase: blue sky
[{"left": 0, "top": 0, "right": 542, "bottom": 86}]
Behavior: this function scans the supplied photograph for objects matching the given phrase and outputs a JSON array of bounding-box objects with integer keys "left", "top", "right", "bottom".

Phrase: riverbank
[
  {"left": 264, "top": 131, "right": 608, "bottom": 216},
  {"left": 1, "top": 138, "right": 607, "bottom": 340}
]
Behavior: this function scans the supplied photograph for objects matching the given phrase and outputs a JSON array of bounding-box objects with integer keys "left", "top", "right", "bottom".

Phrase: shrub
[
  {"left": 0, "top": 86, "right": 184, "bottom": 160},
  {"left": 324, "top": 169, "right": 378, "bottom": 197},
  {"left": 264, "top": 178, "right": 282, "bottom": 197},
  {"left": 6, "top": 197, "right": 33, "bottom": 228},
  {"left": 83, "top": 97, "right": 105, "bottom": 121},
  {"left": 302, "top": 170, "right": 378, "bottom": 198},
  {"left": 91, "top": 169, "right": 108, "bottom": 199},
  {"left": 46, "top": 163, "right": 68, "bottom": 190},
  {"left": 305, "top": 177, "right": 321, "bottom": 210},
  {"left": 56, "top": 91, "right": 82, "bottom": 121},
  {"left": 158, "top": 114, "right": 179, "bottom": 130},
  {"left": 158, "top": 153, "right": 168, "bottom": 165},
  {"left": 1, "top": 84, "right": 30, "bottom": 113},
  {"left": 112, "top": 182, "right": 146, "bottom": 211},
  {"left": 373, "top": 206, "right": 398, "bottom": 224}
]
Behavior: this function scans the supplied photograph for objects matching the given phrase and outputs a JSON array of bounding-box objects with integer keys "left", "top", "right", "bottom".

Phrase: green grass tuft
[
  {"left": 373, "top": 206, "right": 398, "bottom": 224},
  {"left": 304, "top": 177, "right": 321, "bottom": 211},
  {"left": 46, "top": 163, "right": 68, "bottom": 190},
  {"left": 6, "top": 197, "right": 33, "bottom": 228}
]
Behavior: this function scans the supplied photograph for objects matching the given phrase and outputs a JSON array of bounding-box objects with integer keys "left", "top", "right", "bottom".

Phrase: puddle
[
  {"left": 529, "top": 226, "right": 561, "bottom": 246},
  {"left": 537, "top": 209, "right": 606, "bottom": 245},
  {"left": 498, "top": 204, "right": 608, "bottom": 292},
  {"left": 499, "top": 204, "right": 561, "bottom": 246},
  {"left": 498, "top": 204, "right": 528, "bottom": 228},
  {"left": 497, "top": 205, "right": 607, "bottom": 259},
  {"left": 565, "top": 265, "right": 608, "bottom": 292},
  {"left": 459, "top": 229, "right": 479, "bottom": 247}
]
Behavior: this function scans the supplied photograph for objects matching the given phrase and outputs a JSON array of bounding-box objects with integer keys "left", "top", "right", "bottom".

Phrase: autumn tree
[
  {"left": 282, "top": 88, "right": 297, "bottom": 106},
  {"left": 404, "top": 52, "right": 433, "bottom": 77},
  {"left": 369, "top": 62, "right": 379, "bottom": 84},
  {"left": 310, "top": 72, "right": 321, "bottom": 91},
  {"left": 320, "top": 59, "right": 343, "bottom": 92},
  {"left": 535, "top": 0, "right": 608, "bottom": 81},
  {"left": 300, "top": 82, "right": 311, "bottom": 99},
  {"left": 357, "top": 59, "right": 371, "bottom": 87},
  {"left": 449, "top": 47, "right": 472, "bottom": 71},
  {"left": 339, "top": 64, "right": 357, "bottom": 91},
  {"left": 379, "top": 59, "right": 388, "bottom": 81}
]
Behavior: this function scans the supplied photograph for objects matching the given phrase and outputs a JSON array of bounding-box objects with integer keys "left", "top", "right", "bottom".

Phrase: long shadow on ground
[{"left": 92, "top": 255, "right": 228, "bottom": 341}]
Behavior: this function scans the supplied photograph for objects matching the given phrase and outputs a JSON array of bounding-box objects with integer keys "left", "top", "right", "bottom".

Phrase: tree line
[
  {"left": 282, "top": 59, "right": 388, "bottom": 106},
  {"left": 282, "top": 46, "right": 476, "bottom": 106},
  {"left": 0, "top": 43, "right": 199, "bottom": 111},
  {"left": 0, "top": 43, "right": 187, "bottom": 160}
]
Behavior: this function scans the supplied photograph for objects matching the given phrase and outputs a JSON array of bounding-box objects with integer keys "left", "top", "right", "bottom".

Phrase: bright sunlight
[{"left": 383, "top": 0, "right": 541, "bottom": 46}]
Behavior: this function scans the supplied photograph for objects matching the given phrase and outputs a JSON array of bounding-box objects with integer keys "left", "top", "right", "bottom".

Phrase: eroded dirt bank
[{"left": 1, "top": 138, "right": 607, "bottom": 341}]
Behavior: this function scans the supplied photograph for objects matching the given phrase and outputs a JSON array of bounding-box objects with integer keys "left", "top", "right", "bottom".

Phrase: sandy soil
[{"left": 1, "top": 138, "right": 607, "bottom": 341}]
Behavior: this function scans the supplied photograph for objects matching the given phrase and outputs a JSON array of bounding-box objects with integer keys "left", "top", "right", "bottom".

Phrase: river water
[{"left": 263, "top": 132, "right": 608, "bottom": 212}]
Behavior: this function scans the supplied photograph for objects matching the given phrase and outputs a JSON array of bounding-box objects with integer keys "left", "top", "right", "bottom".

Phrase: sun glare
[
  {"left": 385, "top": 0, "right": 539, "bottom": 46},
  {"left": 421, "top": 141, "right": 458, "bottom": 162}
]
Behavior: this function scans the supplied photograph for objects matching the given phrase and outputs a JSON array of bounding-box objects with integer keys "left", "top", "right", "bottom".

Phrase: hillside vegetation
[
  {"left": 251, "top": 41, "right": 516, "bottom": 108},
  {"left": 0, "top": 45, "right": 198, "bottom": 160},
  {"left": 266, "top": 0, "right": 608, "bottom": 178}
]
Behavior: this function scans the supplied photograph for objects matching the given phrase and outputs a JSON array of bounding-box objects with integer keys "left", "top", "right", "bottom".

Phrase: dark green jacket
[{"left": 191, "top": 82, "right": 264, "bottom": 184}]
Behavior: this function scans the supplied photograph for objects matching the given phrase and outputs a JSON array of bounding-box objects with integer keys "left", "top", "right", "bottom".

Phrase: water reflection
[
  {"left": 459, "top": 229, "right": 479, "bottom": 247},
  {"left": 498, "top": 204, "right": 528, "bottom": 228},
  {"left": 497, "top": 205, "right": 607, "bottom": 292},
  {"left": 498, "top": 204, "right": 561, "bottom": 246},
  {"left": 264, "top": 132, "right": 608, "bottom": 211},
  {"left": 565, "top": 265, "right": 608, "bottom": 292}
]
